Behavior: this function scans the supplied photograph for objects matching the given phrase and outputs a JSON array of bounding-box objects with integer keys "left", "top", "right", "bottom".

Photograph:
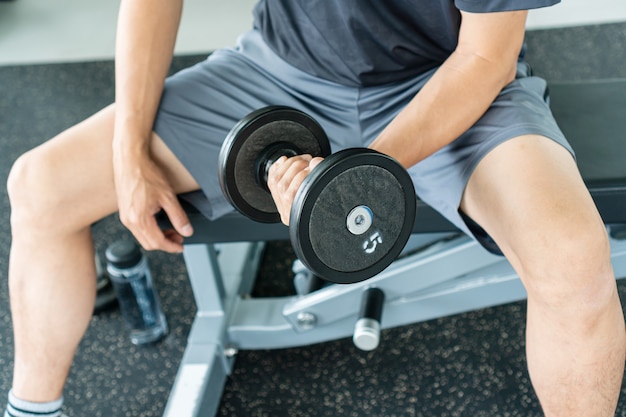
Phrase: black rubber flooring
[{"left": 1, "top": 22, "right": 626, "bottom": 417}]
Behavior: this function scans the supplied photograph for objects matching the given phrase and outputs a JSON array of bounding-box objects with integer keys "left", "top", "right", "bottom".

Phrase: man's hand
[
  {"left": 266, "top": 154, "right": 323, "bottom": 225},
  {"left": 113, "top": 148, "right": 193, "bottom": 253}
]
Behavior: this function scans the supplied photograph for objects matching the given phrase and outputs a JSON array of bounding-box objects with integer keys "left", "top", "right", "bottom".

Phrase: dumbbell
[{"left": 218, "top": 106, "right": 416, "bottom": 284}]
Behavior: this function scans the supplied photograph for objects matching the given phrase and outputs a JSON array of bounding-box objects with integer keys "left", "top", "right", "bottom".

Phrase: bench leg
[{"left": 162, "top": 242, "right": 263, "bottom": 417}]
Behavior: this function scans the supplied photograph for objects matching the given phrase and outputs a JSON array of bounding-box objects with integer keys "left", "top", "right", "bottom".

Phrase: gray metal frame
[{"left": 162, "top": 228, "right": 626, "bottom": 417}]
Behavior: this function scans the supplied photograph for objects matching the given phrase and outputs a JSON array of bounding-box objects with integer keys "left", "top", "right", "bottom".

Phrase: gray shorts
[{"left": 154, "top": 29, "right": 573, "bottom": 244}]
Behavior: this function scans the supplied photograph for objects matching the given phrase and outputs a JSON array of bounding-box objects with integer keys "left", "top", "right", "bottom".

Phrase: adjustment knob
[{"left": 353, "top": 288, "right": 385, "bottom": 351}]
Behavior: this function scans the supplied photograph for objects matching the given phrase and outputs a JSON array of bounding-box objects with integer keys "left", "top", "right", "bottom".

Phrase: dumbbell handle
[
  {"left": 353, "top": 288, "right": 385, "bottom": 351},
  {"left": 255, "top": 142, "right": 301, "bottom": 192}
]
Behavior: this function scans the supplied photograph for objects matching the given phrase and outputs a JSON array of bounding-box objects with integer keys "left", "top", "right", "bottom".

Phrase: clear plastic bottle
[{"left": 105, "top": 240, "right": 168, "bottom": 345}]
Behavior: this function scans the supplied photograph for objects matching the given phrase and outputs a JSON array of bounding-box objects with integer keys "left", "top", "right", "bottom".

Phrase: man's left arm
[
  {"left": 268, "top": 10, "right": 529, "bottom": 225},
  {"left": 369, "top": 10, "right": 528, "bottom": 168}
]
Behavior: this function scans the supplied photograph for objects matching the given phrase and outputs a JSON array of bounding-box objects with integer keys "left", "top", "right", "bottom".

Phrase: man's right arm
[
  {"left": 113, "top": 0, "right": 182, "bottom": 151},
  {"left": 112, "top": 0, "right": 193, "bottom": 253}
]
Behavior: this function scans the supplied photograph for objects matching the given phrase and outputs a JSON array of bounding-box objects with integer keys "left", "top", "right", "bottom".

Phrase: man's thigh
[{"left": 460, "top": 134, "right": 606, "bottom": 276}]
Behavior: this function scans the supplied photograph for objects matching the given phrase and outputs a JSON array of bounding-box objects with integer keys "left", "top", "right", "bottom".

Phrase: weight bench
[{"left": 159, "top": 78, "right": 626, "bottom": 417}]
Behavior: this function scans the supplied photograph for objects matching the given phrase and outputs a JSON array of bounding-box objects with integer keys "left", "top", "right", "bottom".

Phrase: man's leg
[
  {"left": 460, "top": 135, "right": 626, "bottom": 416},
  {"left": 6, "top": 105, "right": 199, "bottom": 403}
]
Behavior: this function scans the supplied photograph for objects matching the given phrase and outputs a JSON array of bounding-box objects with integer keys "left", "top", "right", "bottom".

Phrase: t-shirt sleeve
[{"left": 454, "top": 0, "right": 560, "bottom": 13}]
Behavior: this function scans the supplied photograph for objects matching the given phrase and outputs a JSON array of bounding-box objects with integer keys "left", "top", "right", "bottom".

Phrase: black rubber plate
[
  {"left": 290, "top": 149, "right": 416, "bottom": 284},
  {"left": 219, "top": 106, "right": 331, "bottom": 223}
]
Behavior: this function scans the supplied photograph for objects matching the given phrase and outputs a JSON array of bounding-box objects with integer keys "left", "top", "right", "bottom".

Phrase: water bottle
[{"left": 105, "top": 240, "right": 168, "bottom": 345}]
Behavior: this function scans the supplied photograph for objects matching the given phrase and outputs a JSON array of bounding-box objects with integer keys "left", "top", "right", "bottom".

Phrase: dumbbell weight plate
[
  {"left": 219, "top": 106, "right": 331, "bottom": 223},
  {"left": 290, "top": 148, "right": 416, "bottom": 284}
]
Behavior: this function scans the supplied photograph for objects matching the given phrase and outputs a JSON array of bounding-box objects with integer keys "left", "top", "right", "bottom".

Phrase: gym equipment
[
  {"left": 353, "top": 287, "right": 385, "bottom": 351},
  {"left": 158, "top": 78, "right": 626, "bottom": 417},
  {"left": 218, "top": 106, "right": 416, "bottom": 284}
]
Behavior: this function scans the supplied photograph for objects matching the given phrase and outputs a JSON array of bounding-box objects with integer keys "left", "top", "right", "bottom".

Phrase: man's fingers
[
  {"left": 161, "top": 195, "right": 194, "bottom": 238},
  {"left": 136, "top": 216, "right": 184, "bottom": 253},
  {"left": 309, "top": 157, "right": 323, "bottom": 170},
  {"left": 268, "top": 155, "right": 311, "bottom": 189},
  {"left": 120, "top": 200, "right": 189, "bottom": 254},
  {"left": 164, "top": 229, "right": 185, "bottom": 245},
  {"left": 265, "top": 155, "right": 320, "bottom": 226}
]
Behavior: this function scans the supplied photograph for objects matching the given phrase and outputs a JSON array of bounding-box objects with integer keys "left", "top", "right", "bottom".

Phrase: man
[{"left": 5, "top": 1, "right": 625, "bottom": 416}]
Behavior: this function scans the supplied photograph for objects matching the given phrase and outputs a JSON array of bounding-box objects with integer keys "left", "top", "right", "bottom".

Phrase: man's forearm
[
  {"left": 370, "top": 8, "right": 529, "bottom": 168},
  {"left": 369, "top": 49, "right": 517, "bottom": 169},
  {"left": 113, "top": 0, "right": 183, "bottom": 154}
]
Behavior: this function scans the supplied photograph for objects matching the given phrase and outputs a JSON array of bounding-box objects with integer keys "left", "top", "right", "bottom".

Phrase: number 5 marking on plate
[{"left": 363, "top": 232, "right": 383, "bottom": 254}]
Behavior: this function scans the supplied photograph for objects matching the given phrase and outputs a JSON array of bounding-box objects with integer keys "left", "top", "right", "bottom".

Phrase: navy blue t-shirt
[{"left": 253, "top": 0, "right": 560, "bottom": 86}]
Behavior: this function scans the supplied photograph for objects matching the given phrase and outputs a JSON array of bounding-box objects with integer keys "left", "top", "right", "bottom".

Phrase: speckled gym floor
[{"left": 1, "top": 3, "right": 626, "bottom": 416}]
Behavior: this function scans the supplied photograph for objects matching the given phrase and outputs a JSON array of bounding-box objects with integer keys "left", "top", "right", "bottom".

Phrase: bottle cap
[{"left": 105, "top": 240, "right": 142, "bottom": 269}]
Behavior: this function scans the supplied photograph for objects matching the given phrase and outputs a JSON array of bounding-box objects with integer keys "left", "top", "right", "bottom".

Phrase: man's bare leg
[
  {"left": 461, "top": 135, "right": 626, "bottom": 416},
  {"left": 6, "top": 105, "right": 199, "bottom": 402}
]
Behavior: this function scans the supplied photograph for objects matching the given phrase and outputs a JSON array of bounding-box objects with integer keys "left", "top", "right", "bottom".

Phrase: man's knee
[
  {"left": 7, "top": 149, "right": 65, "bottom": 231},
  {"left": 8, "top": 151, "right": 34, "bottom": 210},
  {"left": 518, "top": 219, "right": 616, "bottom": 314}
]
